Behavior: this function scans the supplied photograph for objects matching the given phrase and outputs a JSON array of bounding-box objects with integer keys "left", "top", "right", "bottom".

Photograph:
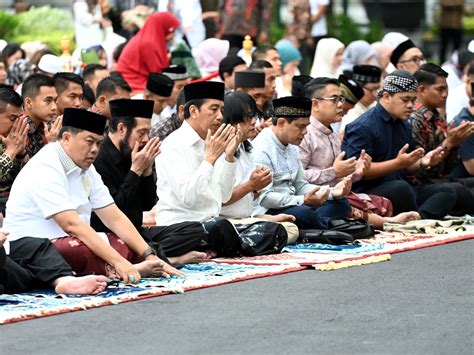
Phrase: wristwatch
[{"left": 141, "top": 246, "right": 157, "bottom": 259}]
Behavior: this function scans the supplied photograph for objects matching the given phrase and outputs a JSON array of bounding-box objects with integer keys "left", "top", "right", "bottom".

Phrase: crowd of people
[{"left": 0, "top": 1, "right": 473, "bottom": 297}]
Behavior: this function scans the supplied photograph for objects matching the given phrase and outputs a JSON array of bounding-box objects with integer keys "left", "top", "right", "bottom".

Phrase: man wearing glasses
[
  {"left": 390, "top": 39, "right": 426, "bottom": 74},
  {"left": 342, "top": 70, "right": 457, "bottom": 219}
]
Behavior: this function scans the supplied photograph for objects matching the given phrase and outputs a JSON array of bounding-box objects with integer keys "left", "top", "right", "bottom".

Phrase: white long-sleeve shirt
[{"left": 154, "top": 120, "right": 236, "bottom": 225}]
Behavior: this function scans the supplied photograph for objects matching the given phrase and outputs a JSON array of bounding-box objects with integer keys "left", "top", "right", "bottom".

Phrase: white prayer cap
[
  {"left": 468, "top": 40, "right": 474, "bottom": 53},
  {"left": 37, "top": 54, "right": 63, "bottom": 75},
  {"left": 382, "top": 32, "right": 409, "bottom": 49},
  {"left": 0, "top": 39, "right": 7, "bottom": 53}
]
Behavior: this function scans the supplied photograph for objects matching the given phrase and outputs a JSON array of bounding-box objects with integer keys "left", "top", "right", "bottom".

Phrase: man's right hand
[
  {"left": 204, "top": 124, "right": 235, "bottom": 165},
  {"left": 249, "top": 167, "right": 272, "bottom": 191},
  {"left": 1, "top": 118, "right": 29, "bottom": 159},
  {"left": 333, "top": 151, "right": 357, "bottom": 178},
  {"left": 303, "top": 185, "right": 330, "bottom": 206},
  {"left": 44, "top": 116, "right": 63, "bottom": 143},
  {"left": 131, "top": 137, "right": 161, "bottom": 176},
  {"left": 114, "top": 260, "right": 141, "bottom": 284},
  {"left": 445, "top": 120, "right": 474, "bottom": 149},
  {"left": 396, "top": 144, "right": 424, "bottom": 168}
]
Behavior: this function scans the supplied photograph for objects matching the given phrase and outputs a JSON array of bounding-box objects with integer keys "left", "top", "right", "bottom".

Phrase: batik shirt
[
  {"left": 0, "top": 142, "right": 28, "bottom": 194},
  {"left": 149, "top": 113, "right": 183, "bottom": 142},
  {"left": 25, "top": 116, "right": 48, "bottom": 159}
]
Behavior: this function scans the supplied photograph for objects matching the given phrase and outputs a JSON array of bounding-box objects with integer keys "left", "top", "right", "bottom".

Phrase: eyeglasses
[
  {"left": 398, "top": 56, "right": 426, "bottom": 65},
  {"left": 314, "top": 95, "right": 346, "bottom": 104}
]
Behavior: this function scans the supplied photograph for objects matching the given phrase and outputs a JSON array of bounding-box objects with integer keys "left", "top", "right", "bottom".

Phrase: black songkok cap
[
  {"left": 291, "top": 75, "right": 313, "bottom": 97},
  {"left": 234, "top": 71, "right": 265, "bottom": 89},
  {"left": 218, "top": 55, "right": 246, "bottom": 78},
  {"left": 183, "top": 81, "right": 225, "bottom": 102},
  {"left": 161, "top": 65, "right": 189, "bottom": 81},
  {"left": 63, "top": 108, "right": 107, "bottom": 135},
  {"left": 109, "top": 99, "right": 154, "bottom": 119},
  {"left": 390, "top": 39, "right": 416, "bottom": 66},
  {"left": 146, "top": 73, "right": 174, "bottom": 97},
  {"left": 273, "top": 96, "right": 312, "bottom": 118},
  {"left": 352, "top": 65, "right": 382, "bottom": 83},
  {"left": 338, "top": 75, "right": 364, "bottom": 104}
]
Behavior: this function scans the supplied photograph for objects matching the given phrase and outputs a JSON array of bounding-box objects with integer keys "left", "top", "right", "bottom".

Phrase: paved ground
[{"left": 1, "top": 239, "right": 473, "bottom": 355}]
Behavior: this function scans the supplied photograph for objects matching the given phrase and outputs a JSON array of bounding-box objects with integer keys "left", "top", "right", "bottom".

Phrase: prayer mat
[{"left": 0, "top": 262, "right": 305, "bottom": 325}]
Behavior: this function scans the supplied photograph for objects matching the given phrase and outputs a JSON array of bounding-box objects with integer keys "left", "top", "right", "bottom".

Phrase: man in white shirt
[
  {"left": 4, "top": 108, "right": 182, "bottom": 284},
  {"left": 446, "top": 64, "right": 474, "bottom": 122},
  {"left": 309, "top": 0, "right": 330, "bottom": 50}
]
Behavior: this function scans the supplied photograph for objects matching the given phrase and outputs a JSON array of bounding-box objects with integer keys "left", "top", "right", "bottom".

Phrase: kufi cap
[
  {"left": 382, "top": 70, "right": 418, "bottom": 94},
  {"left": 234, "top": 71, "right": 265, "bottom": 89},
  {"left": 37, "top": 54, "right": 63, "bottom": 75},
  {"left": 63, "top": 108, "right": 107, "bottom": 135},
  {"left": 109, "top": 99, "right": 154, "bottom": 119},
  {"left": 146, "top": 73, "right": 174, "bottom": 97},
  {"left": 273, "top": 96, "right": 312, "bottom": 118},
  {"left": 218, "top": 55, "right": 246, "bottom": 78},
  {"left": 183, "top": 81, "right": 225, "bottom": 102},
  {"left": 352, "top": 65, "right": 382, "bottom": 83},
  {"left": 338, "top": 75, "right": 364, "bottom": 104},
  {"left": 161, "top": 65, "right": 189, "bottom": 81},
  {"left": 291, "top": 75, "right": 313, "bottom": 97},
  {"left": 390, "top": 39, "right": 416, "bottom": 66}
]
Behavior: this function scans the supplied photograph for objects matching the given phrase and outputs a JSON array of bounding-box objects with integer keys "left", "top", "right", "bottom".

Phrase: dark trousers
[
  {"left": 267, "top": 198, "right": 350, "bottom": 230},
  {"left": 0, "top": 238, "right": 73, "bottom": 294},
  {"left": 365, "top": 180, "right": 457, "bottom": 219},
  {"left": 439, "top": 28, "right": 463, "bottom": 63}
]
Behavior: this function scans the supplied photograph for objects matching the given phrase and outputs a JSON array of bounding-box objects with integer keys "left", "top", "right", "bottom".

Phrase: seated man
[
  {"left": 22, "top": 74, "right": 60, "bottom": 158},
  {"left": 159, "top": 65, "right": 191, "bottom": 123},
  {"left": 53, "top": 72, "right": 84, "bottom": 116},
  {"left": 92, "top": 75, "right": 132, "bottom": 120},
  {"left": 0, "top": 87, "right": 28, "bottom": 215},
  {"left": 218, "top": 55, "right": 247, "bottom": 92},
  {"left": 333, "top": 74, "right": 363, "bottom": 134},
  {"left": 4, "top": 108, "right": 182, "bottom": 284},
  {"left": 82, "top": 64, "right": 109, "bottom": 95},
  {"left": 92, "top": 99, "right": 212, "bottom": 264},
  {"left": 0, "top": 231, "right": 108, "bottom": 295},
  {"left": 390, "top": 38, "right": 426, "bottom": 74},
  {"left": 134, "top": 73, "right": 174, "bottom": 124},
  {"left": 149, "top": 91, "right": 185, "bottom": 142},
  {"left": 252, "top": 96, "right": 351, "bottom": 230},
  {"left": 299, "top": 77, "right": 419, "bottom": 228},
  {"left": 342, "top": 70, "right": 457, "bottom": 219},
  {"left": 452, "top": 92, "right": 474, "bottom": 177},
  {"left": 411, "top": 63, "right": 474, "bottom": 215},
  {"left": 155, "top": 81, "right": 243, "bottom": 256}
]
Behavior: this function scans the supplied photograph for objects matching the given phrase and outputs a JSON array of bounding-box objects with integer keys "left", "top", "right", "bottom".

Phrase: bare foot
[
  {"left": 169, "top": 251, "right": 208, "bottom": 266},
  {"left": 54, "top": 275, "right": 108, "bottom": 295},
  {"left": 387, "top": 211, "right": 421, "bottom": 224},
  {"left": 260, "top": 213, "right": 296, "bottom": 223},
  {"left": 134, "top": 259, "right": 170, "bottom": 278}
]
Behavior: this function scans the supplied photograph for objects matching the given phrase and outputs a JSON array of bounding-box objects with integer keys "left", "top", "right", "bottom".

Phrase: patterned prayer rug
[{"left": 0, "top": 262, "right": 305, "bottom": 325}]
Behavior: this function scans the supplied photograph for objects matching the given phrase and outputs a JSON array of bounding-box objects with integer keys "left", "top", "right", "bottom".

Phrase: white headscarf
[
  {"left": 310, "top": 38, "right": 345, "bottom": 78},
  {"left": 340, "top": 40, "right": 377, "bottom": 72},
  {"left": 193, "top": 38, "right": 230, "bottom": 77}
]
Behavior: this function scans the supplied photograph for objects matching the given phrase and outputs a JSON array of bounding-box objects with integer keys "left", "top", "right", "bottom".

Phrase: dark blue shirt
[
  {"left": 341, "top": 103, "right": 415, "bottom": 192},
  {"left": 451, "top": 107, "right": 474, "bottom": 177}
]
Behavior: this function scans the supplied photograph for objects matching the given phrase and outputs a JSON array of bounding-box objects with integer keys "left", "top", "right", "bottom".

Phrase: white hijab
[{"left": 310, "top": 38, "right": 345, "bottom": 78}]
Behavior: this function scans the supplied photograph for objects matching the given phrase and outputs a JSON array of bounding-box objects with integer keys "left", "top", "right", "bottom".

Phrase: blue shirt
[
  {"left": 451, "top": 107, "right": 474, "bottom": 177},
  {"left": 341, "top": 103, "right": 415, "bottom": 192}
]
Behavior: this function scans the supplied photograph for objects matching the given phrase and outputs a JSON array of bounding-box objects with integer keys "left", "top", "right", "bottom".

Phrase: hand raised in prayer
[
  {"left": 249, "top": 166, "right": 272, "bottom": 191},
  {"left": 204, "top": 124, "right": 235, "bottom": 165},
  {"left": 396, "top": 144, "right": 424, "bottom": 169},
  {"left": 420, "top": 146, "right": 445, "bottom": 169},
  {"left": 114, "top": 260, "right": 141, "bottom": 284},
  {"left": 255, "top": 118, "right": 272, "bottom": 134},
  {"left": 44, "top": 116, "right": 63, "bottom": 143},
  {"left": 332, "top": 176, "right": 352, "bottom": 199},
  {"left": 304, "top": 185, "right": 330, "bottom": 206},
  {"left": 131, "top": 137, "right": 161, "bottom": 176},
  {"left": 1, "top": 117, "right": 29, "bottom": 159},
  {"left": 333, "top": 151, "right": 357, "bottom": 178},
  {"left": 352, "top": 149, "right": 372, "bottom": 182},
  {"left": 224, "top": 124, "right": 242, "bottom": 162},
  {"left": 445, "top": 120, "right": 474, "bottom": 149}
]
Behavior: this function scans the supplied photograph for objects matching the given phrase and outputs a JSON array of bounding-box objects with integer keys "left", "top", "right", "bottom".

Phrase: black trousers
[
  {"left": 439, "top": 28, "right": 463, "bottom": 64},
  {"left": 0, "top": 238, "right": 73, "bottom": 294},
  {"left": 364, "top": 180, "right": 457, "bottom": 219}
]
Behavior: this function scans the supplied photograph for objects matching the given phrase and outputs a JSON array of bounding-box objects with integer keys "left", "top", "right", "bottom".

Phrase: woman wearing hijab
[
  {"left": 275, "top": 39, "right": 303, "bottom": 97},
  {"left": 340, "top": 40, "right": 378, "bottom": 74},
  {"left": 116, "top": 12, "right": 180, "bottom": 91},
  {"left": 310, "top": 37, "right": 344, "bottom": 78},
  {"left": 193, "top": 38, "right": 230, "bottom": 80}
]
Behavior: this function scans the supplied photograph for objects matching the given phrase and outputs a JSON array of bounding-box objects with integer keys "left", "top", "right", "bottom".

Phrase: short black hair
[
  {"left": 252, "top": 46, "right": 277, "bottom": 62},
  {"left": 184, "top": 99, "right": 205, "bottom": 119},
  {"left": 414, "top": 63, "right": 448, "bottom": 86},
  {"left": 82, "top": 64, "right": 107, "bottom": 81},
  {"left": 1, "top": 43, "right": 25, "bottom": 65},
  {"left": 108, "top": 115, "right": 137, "bottom": 134},
  {"left": 82, "top": 84, "right": 96, "bottom": 105},
  {"left": 248, "top": 60, "right": 273, "bottom": 71},
  {"left": 223, "top": 91, "right": 257, "bottom": 125},
  {"left": 96, "top": 75, "right": 131, "bottom": 97},
  {"left": 0, "top": 87, "right": 22, "bottom": 113},
  {"left": 53, "top": 72, "right": 84, "bottom": 94},
  {"left": 57, "top": 126, "right": 83, "bottom": 140},
  {"left": 305, "top": 77, "right": 340, "bottom": 99},
  {"left": 22, "top": 73, "right": 55, "bottom": 100}
]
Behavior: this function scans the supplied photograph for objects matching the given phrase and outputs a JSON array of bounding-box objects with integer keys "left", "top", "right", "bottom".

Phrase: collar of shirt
[
  {"left": 414, "top": 103, "right": 438, "bottom": 122},
  {"left": 268, "top": 127, "right": 288, "bottom": 150},
  {"left": 310, "top": 115, "right": 333, "bottom": 135},
  {"left": 26, "top": 117, "right": 45, "bottom": 133},
  {"left": 55, "top": 142, "right": 83, "bottom": 175},
  {"left": 180, "top": 120, "right": 204, "bottom": 147},
  {"left": 376, "top": 103, "right": 398, "bottom": 123}
]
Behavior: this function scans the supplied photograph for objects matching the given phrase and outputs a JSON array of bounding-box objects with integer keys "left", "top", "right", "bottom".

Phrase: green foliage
[
  {"left": 364, "top": 20, "right": 384, "bottom": 44},
  {"left": 328, "top": 13, "right": 362, "bottom": 45},
  {"left": 0, "top": 11, "right": 19, "bottom": 41}
]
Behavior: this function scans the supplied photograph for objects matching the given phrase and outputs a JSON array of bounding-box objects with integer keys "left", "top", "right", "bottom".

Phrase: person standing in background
[{"left": 439, "top": 0, "right": 465, "bottom": 64}]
